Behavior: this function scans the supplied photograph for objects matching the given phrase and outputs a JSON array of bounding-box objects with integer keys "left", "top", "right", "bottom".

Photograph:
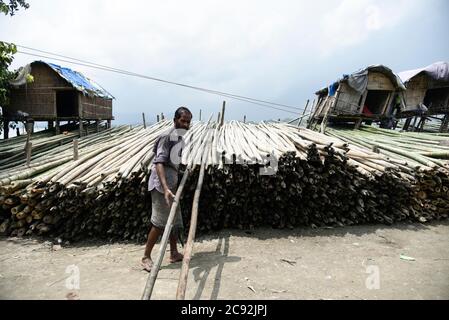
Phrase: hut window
[
  {"left": 56, "top": 91, "right": 78, "bottom": 117},
  {"left": 363, "top": 90, "right": 390, "bottom": 115}
]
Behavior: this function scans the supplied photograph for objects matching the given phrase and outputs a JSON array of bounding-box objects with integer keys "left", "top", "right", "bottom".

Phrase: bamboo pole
[
  {"left": 26, "top": 142, "right": 32, "bottom": 167},
  {"left": 142, "top": 113, "right": 147, "bottom": 129},
  {"left": 298, "top": 100, "right": 309, "bottom": 127},
  {"left": 176, "top": 135, "right": 210, "bottom": 299},
  {"left": 220, "top": 101, "right": 226, "bottom": 126},
  {"left": 141, "top": 167, "right": 191, "bottom": 300},
  {"left": 73, "top": 139, "right": 79, "bottom": 161}
]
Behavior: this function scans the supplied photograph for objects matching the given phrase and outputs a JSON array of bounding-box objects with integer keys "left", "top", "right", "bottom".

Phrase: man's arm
[{"left": 156, "top": 163, "right": 175, "bottom": 206}]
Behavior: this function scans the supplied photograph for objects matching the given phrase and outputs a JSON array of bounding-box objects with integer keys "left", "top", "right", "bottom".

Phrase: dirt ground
[{"left": 0, "top": 221, "right": 448, "bottom": 300}]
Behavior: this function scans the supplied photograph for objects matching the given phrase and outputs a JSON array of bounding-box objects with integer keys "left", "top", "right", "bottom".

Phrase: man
[{"left": 141, "top": 107, "right": 192, "bottom": 272}]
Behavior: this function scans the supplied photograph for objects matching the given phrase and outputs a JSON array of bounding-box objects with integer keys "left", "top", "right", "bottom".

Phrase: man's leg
[
  {"left": 169, "top": 231, "right": 183, "bottom": 263},
  {"left": 142, "top": 226, "right": 162, "bottom": 271}
]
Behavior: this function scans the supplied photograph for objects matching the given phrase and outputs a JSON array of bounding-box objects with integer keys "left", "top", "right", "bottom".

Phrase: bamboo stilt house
[
  {"left": 398, "top": 61, "right": 449, "bottom": 117},
  {"left": 2, "top": 61, "right": 114, "bottom": 138},
  {"left": 310, "top": 65, "right": 405, "bottom": 128}
]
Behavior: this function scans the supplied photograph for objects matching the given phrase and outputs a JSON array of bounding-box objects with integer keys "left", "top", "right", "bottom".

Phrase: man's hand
[{"left": 164, "top": 189, "right": 175, "bottom": 207}]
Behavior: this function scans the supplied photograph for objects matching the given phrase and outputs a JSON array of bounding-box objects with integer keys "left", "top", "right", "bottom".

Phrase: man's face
[{"left": 174, "top": 112, "right": 192, "bottom": 131}]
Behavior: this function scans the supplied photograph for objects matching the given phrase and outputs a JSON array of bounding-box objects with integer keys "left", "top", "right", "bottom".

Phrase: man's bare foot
[
  {"left": 141, "top": 256, "right": 153, "bottom": 272},
  {"left": 170, "top": 252, "right": 183, "bottom": 263}
]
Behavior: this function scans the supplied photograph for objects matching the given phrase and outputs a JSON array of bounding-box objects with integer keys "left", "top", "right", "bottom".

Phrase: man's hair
[{"left": 174, "top": 107, "right": 192, "bottom": 120}]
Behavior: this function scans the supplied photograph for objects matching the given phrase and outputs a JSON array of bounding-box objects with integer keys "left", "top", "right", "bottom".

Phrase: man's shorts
[{"left": 150, "top": 189, "right": 183, "bottom": 232}]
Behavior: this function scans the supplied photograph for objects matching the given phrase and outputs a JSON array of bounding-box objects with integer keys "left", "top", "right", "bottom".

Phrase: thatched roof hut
[
  {"left": 398, "top": 61, "right": 449, "bottom": 117},
  {"left": 311, "top": 65, "right": 405, "bottom": 128},
  {"left": 2, "top": 61, "right": 114, "bottom": 138}
]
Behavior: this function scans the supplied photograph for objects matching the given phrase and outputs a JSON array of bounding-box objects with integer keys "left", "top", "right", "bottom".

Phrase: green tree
[
  {"left": 0, "top": 0, "right": 29, "bottom": 16},
  {"left": 0, "top": 1, "right": 30, "bottom": 135},
  {"left": 0, "top": 41, "right": 17, "bottom": 135}
]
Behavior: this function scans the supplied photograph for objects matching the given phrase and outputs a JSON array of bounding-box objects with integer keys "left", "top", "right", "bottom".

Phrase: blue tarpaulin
[
  {"left": 328, "top": 82, "right": 339, "bottom": 96},
  {"left": 45, "top": 61, "right": 113, "bottom": 99}
]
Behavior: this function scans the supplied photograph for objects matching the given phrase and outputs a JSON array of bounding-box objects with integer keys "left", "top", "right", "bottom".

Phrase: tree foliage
[
  {"left": 0, "top": 0, "right": 29, "bottom": 16},
  {"left": 0, "top": 41, "right": 17, "bottom": 133},
  {"left": 1, "top": 1, "right": 30, "bottom": 134}
]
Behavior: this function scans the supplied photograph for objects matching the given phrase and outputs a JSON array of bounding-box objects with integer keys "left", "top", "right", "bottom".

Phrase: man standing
[{"left": 141, "top": 107, "right": 192, "bottom": 272}]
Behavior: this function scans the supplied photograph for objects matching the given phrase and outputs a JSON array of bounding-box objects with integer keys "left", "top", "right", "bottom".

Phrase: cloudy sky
[{"left": 1, "top": 0, "right": 448, "bottom": 124}]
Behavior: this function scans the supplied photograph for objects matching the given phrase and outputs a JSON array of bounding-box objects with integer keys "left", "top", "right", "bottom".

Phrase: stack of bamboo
[
  {"left": 0, "top": 122, "right": 108, "bottom": 168},
  {"left": 0, "top": 120, "right": 448, "bottom": 241}
]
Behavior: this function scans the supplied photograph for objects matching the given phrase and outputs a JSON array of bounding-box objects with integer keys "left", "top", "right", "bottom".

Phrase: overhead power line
[{"left": 3, "top": 41, "right": 304, "bottom": 115}]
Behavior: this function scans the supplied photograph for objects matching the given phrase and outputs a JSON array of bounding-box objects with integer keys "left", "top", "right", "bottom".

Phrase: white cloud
[
  {"left": 0, "top": 0, "right": 429, "bottom": 121},
  {"left": 366, "top": 5, "right": 382, "bottom": 30},
  {"left": 319, "top": 0, "right": 420, "bottom": 57}
]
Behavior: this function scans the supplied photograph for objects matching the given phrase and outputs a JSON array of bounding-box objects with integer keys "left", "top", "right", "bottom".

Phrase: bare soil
[{"left": 1, "top": 221, "right": 448, "bottom": 300}]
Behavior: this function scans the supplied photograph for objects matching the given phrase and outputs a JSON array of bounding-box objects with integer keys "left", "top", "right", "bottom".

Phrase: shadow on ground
[{"left": 160, "top": 234, "right": 241, "bottom": 299}]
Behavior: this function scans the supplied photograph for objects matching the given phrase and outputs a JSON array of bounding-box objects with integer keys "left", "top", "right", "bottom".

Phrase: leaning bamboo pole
[
  {"left": 141, "top": 167, "right": 191, "bottom": 300},
  {"left": 176, "top": 122, "right": 212, "bottom": 300}
]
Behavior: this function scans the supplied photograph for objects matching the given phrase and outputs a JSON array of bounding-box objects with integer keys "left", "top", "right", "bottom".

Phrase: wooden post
[
  {"left": 354, "top": 118, "right": 363, "bottom": 130},
  {"left": 142, "top": 113, "right": 147, "bottom": 129},
  {"left": 419, "top": 116, "right": 426, "bottom": 132},
  {"left": 439, "top": 114, "right": 449, "bottom": 133},
  {"left": 243, "top": 115, "right": 246, "bottom": 123},
  {"left": 217, "top": 112, "right": 221, "bottom": 123},
  {"left": 26, "top": 142, "right": 32, "bottom": 167},
  {"left": 24, "top": 122, "right": 32, "bottom": 166},
  {"left": 73, "top": 139, "right": 79, "bottom": 161},
  {"left": 321, "top": 89, "right": 340, "bottom": 133},
  {"left": 403, "top": 117, "right": 412, "bottom": 131},
  {"left": 79, "top": 119, "right": 84, "bottom": 137},
  {"left": 220, "top": 101, "right": 226, "bottom": 126},
  {"left": 55, "top": 120, "right": 60, "bottom": 135},
  {"left": 142, "top": 168, "right": 191, "bottom": 300},
  {"left": 411, "top": 115, "right": 419, "bottom": 132},
  {"left": 298, "top": 99, "right": 310, "bottom": 127},
  {"left": 26, "top": 122, "right": 32, "bottom": 144},
  {"left": 308, "top": 97, "right": 323, "bottom": 129},
  {"left": 306, "top": 99, "right": 316, "bottom": 127},
  {"left": 3, "top": 120, "right": 9, "bottom": 139},
  {"left": 199, "top": 109, "right": 202, "bottom": 121},
  {"left": 157, "top": 115, "right": 160, "bottom": 122},
  {"left": 107, "top": 119, "right": 111, "bottom": 129}
]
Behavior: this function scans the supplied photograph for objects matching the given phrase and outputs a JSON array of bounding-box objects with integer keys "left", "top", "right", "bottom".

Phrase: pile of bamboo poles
[
  {"left": 0, "top": 120, "right": 448, "bottom": 241},
  {"left": 327, "top": 126, "right": 449, "bottom": 169},
  {"left": 0, "top": 122, "right": 108, "bottom": 167}
]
